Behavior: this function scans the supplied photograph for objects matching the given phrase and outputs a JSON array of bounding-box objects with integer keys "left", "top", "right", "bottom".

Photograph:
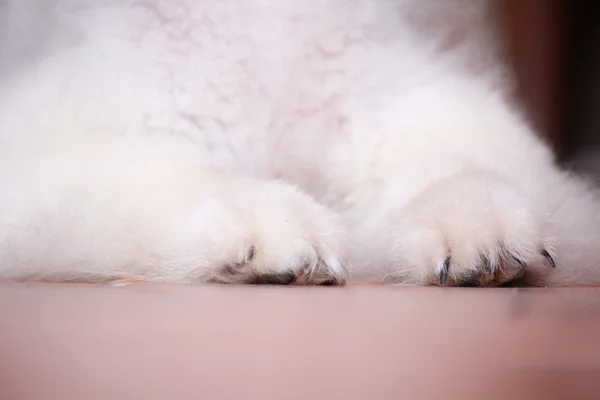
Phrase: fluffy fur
[{"left": 1, "top": 0, "right": 599, "bottom": 286}]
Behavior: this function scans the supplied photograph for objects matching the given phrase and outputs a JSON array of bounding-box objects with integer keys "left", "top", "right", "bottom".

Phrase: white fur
[{"left": 1, "top": 0, "right": 599, "bottom": 286}]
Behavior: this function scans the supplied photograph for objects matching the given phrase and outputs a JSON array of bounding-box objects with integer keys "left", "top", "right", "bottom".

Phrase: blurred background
[{"left": 496, "top": 0, "right": 600, "bottom": 181}]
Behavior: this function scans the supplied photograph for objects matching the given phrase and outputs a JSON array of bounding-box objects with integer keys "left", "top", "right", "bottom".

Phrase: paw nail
[
  {"left": 439, "top": 270, "right": 448, "bottom": 286},
  {"left": 541, "top": 249, "right": 556, "bottom": 268},
  {"left": 482, "top": 256, "right": 492, "bottom": 275},
  {"left": 245, "top": 246, "right": 256, "bottom": 263},
  {"left": 439, "top": 257, "right": 451, "bottom": 286},
  {"left": 510, "top": 255, "right": 526, "bottom": 267}
]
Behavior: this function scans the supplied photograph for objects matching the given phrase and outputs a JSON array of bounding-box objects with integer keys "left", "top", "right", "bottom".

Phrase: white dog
[{"left": 1, "top": 0, "right": 599, "bottom": 286}]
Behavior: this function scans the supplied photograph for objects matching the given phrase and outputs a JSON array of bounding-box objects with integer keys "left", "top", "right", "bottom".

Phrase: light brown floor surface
[{"left": 1, "top": 282, "right": 600, "bottom": 399}]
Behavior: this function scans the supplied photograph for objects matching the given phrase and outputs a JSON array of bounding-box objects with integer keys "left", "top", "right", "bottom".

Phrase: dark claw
[
  {"left": 510, "top": 254, "right": 527, "bottom": 267},
  {"left": 245, "top": 245, "right": 256, "bottom": 263},
  {"left": 541, "top": 249, "right": 556, "bottom": 268},
  {"left": 482, "top": 255, "right": 492, "bottom": 275},
  {"left": 440, "top": 257, "right": 451, "bottom": 286}
]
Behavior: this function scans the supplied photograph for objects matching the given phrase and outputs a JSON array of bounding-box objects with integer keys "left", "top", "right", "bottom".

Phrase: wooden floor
[{"left": 1, "top": 283, "right": 600, "bottom": 399}]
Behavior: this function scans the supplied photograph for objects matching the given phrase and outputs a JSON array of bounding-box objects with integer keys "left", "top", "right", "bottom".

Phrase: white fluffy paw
[
  {"left": 389, "top": 170, "right": 556, "bottom": 286},
  {"left": 161, "top": 177, "right": 347, "bottom": 286}
]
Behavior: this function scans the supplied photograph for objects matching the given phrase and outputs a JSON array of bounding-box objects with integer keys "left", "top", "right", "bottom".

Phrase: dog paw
[
  {"left": 389, "top": 170, "right": 556, "bottom": 286},
  {"left": 160, "top": 178, "right": 348, "bottom": 285}
]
